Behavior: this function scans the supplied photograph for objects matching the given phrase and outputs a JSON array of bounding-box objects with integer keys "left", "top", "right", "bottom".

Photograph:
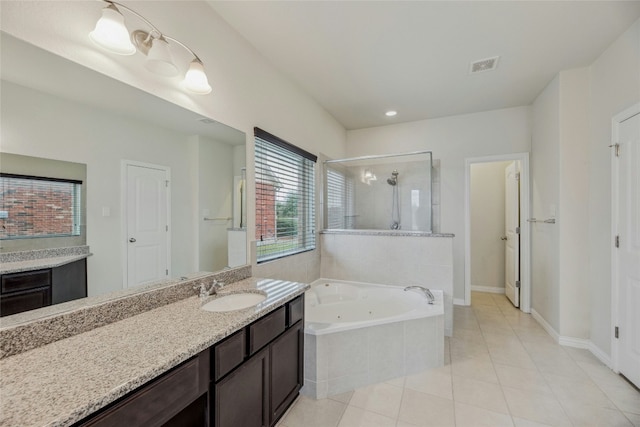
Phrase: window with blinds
[
  {"left": 254, "top": 128, "right": 317, "bottom": 263},
  {"left": 0, "top": 173, "right": 82, "bottom": 239},
  {"left": 326, "top": 168, "right": 355, "bottom": 229}
]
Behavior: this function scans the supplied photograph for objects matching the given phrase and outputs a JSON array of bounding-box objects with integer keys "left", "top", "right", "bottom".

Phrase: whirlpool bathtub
[{"left": 302, "top": 279, "right": 444, "bottom": 399}]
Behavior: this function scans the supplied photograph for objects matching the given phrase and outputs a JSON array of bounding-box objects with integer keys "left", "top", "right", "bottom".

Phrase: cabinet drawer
[
  {"left": 79, "top": 351, "right": 209, "bottom": 427},
  {"left": 1, "top": 270, "right": 51, "bottom": 294},
  {"left": 287, "top": 295, "right": 304, "bottom": 327},
  {"left": 249, "top": 307, "right": 285, "bottom": 355},
  {"left": 213, "top": 329, "right": 246, "bottom": 381},
  {"left": 0, "top": 287, "right": 51, "bottom": 317}
]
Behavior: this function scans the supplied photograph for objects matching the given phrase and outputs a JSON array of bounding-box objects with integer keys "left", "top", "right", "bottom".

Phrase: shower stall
[{"left": 323, "top": 151, "right": 433, "bottom": 232}]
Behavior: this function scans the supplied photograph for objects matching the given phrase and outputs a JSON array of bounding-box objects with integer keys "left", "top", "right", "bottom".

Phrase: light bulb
[
  {"left": 183, "top": 59, "right": 212, "bottom": 95},
  {"left": 89, "top": 4, "right": 136, "bottom": 55}
]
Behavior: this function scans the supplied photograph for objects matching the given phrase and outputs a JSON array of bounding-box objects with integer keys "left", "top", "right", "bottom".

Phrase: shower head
[{"left": 387, "top": 170, "right": 399, "bottom": 186}]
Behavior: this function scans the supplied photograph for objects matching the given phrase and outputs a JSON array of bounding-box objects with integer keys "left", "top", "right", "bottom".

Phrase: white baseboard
[
  {"left": 558, "top": 336, "right": 590, "bottom": 349},
  {"left": 471, "top": 285, "right": 505, "bottom": 294},
  {"left": 453, "top": 298, "right": 467, "bottom": 306},
  {"left": 588, "top": 342, "right": 612, "bottom": 367},
  {"left": 531, "top": 309, "right": 560, "bottom": 342},
  {"left": 530, "top": 309, "right": 612, "bottom": 368}
]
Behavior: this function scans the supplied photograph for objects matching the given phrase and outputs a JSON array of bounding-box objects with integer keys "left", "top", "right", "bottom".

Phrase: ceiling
[{"left": 209, "top": 1, "right": 640, "bottom": 130}]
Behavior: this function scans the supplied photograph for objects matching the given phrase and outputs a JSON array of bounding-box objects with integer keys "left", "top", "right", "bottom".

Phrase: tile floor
[{"left": 277, "top": 292, "right": 640, "bottom": 427}]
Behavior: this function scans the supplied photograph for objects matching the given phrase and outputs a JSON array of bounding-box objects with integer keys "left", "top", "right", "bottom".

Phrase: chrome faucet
[
  {"left": 404, "top": 285, "right": 435, "bottom": 304},
  {"left": 194, "top": 280, "right": 224, "bottom": 299}
]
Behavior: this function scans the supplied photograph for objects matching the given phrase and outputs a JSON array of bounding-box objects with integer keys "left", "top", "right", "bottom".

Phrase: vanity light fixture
[{"left": 89, "top": 0, "right": 212, "bottom": 94}]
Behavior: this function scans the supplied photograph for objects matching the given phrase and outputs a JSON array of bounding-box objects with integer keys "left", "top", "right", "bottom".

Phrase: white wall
[
  {"left": 347, "top": 106, "right": 532, "bottom": 301},
  {"left": 1, "top": 1, "right": 347, "bottom": 284},
  {"left": 531, "top": 75, "right": 561, "bottom": 332},
  {"left": 558, "top": 68, "right": 590, "bottom": 340},
  {"left": 470, "top": 161, "right": 511, "bottom": 292},
  {"left": 530, "top": 68, "right": 591, "bottom": 339},
  {"left": 588, "top": 19, "right": 640, "bottom": 355}
]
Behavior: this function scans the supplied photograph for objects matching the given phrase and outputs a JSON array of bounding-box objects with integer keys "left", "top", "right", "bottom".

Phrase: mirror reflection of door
[
  {"left": 613, "top": 107, "right": 640, "bottom": 388},
  {"left": 124, "top": 161, "right": 170, "bottom": 288},
  {"left": 504, "top": 161, "right": 520, "bottom": 307}
]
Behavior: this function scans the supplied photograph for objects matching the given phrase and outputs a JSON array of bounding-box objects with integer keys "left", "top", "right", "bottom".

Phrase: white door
[
  {"left": 505, "top": 162, "right": 520, "bottom": 307},
  {"left": 125, "top": 163, "right": 170, "bottom": 287},
  {"left": 615, "top": 110, "right": 640, "bottom": 388}
]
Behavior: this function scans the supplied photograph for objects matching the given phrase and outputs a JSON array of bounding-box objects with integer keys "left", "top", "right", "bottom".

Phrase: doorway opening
[{"left": 464, "top": 153, "right": 530, "bottom": 312}]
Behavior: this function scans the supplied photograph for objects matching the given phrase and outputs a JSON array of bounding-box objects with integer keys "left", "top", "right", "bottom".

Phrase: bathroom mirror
[{"left": 0, "top": 33, "right": 248, "bottom": 307}]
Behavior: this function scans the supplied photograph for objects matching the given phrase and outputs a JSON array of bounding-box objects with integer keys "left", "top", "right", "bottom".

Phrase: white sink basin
[{"left": 201, "top": 293, "right": 266, "bottom": 312}]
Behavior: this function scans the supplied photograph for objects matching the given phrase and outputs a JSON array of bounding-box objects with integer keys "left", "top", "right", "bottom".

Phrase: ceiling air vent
[
  {"left": 469, "top": 56, "right": 500, "bottom": 74},
  {"left": 197, "top": 117, "right": 217, "bottom": 125}
]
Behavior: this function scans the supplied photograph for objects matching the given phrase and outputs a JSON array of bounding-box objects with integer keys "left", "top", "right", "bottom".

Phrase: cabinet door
[
  {"left": 52, "top": 259, "right": 87, "bottom": 304},
  {"left": 270, "top": 321, "right": 303, "bottom": 426},
  {"left": 214, "top": 347, "right": 269, "bottom": 427}
]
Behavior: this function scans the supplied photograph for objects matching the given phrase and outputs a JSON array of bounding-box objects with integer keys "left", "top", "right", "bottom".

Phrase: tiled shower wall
[{"left": 320, "top": 233, "right": 454, "bottom": 335}]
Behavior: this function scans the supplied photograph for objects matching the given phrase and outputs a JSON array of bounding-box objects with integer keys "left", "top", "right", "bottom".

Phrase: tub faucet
[
  {"left": 194, "top": 280, "right": 224, "bottom": 299},
  {"left": 404, "top": 285, "right": 435, "bottom": 304}
]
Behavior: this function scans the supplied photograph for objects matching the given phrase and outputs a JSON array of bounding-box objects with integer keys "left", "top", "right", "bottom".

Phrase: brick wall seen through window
[{"left": 0, "top": 174, "right": 81, "bottom": 239}]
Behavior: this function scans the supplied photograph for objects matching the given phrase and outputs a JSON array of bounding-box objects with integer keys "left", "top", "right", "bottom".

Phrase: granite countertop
[
  {"left": 0, "top": 253, "right": 92, "bottom": 275},
  {"left": 0, "top": 277, "right": 309, "bottom": 427}
]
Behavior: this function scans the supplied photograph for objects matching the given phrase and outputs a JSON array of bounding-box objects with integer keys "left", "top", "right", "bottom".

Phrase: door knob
[
  {"left": 129, "top": 238, "right": 137, "bottom": 243},
  {"left": 500, "top": 236, "right": 508, "bottom": 241}
]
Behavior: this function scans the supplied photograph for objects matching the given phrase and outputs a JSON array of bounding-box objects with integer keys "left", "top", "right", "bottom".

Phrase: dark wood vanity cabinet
[
  {"left": 75, "top": 351, "right": 210, "bottom": 427},
  {"left": 0, "top": 259, "right": 87, "bottom": 317},
  {"left": 74, "top": 294, "right": 304, "bottom": 427},
  {"left": 212, "top": 294, "right": 305, "bottom": 427}
]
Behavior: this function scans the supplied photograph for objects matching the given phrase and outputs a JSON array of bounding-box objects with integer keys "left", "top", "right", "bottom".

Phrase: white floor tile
[
  {"left": 599, "top": 383, "right": 640, "bottom": 415},
  {"left": 454, "top": 401, "right": 514, "bottom": 427},
  {"left": 560, "top": 401, "right": 634, "bottom": 426},
  {"left": 337, "top": 405, "right": 397, "bottom": 427},
  {"left": 452, "top": 375, "right": 509, "bottom": 414},
  {"left": 398, "top": 388, "right": 455, "bottom": 427},
  {"left": 502, "top": 386, "right": 572, "bottom": 426},
  {"left": 494, "top": 362, "right": 553, "bottom": 395},
  {"left": 624, "top": 411, "right": 640, "bottom": 426},
  {"left": 349, "top": 382, "right": 403, "bottom": 419},
  {"left": 450, "top": 354, "right": 499, "bottom": 384},
  {"left": 404, "top": 365, "right": 453, "bottom": 400},
  {"left": 281, "top": 396, "right": 347, "bottom": 427},
  {"left": 329, "top": 390, "right": 354, "bottom": 404}
]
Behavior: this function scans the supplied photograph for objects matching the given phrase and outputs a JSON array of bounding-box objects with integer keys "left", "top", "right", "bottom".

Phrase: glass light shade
[
  {"left": 183, "top": 59, "right": 212, "bottom": 95},
  {"left": 145, "top": 37, "right": 179, "bottom": 77},
  {"left": 89, "top": 5, "right": 136, "bottom": 55}
]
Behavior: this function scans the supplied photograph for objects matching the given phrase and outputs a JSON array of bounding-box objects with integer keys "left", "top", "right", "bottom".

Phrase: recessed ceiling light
[{"left": 385, "top": 111, "right": 397, "bottom": 117}]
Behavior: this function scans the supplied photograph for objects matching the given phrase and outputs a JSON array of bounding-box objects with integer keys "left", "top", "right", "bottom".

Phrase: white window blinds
[
  {"left": 254, "top": 128, "right": 316, "bottom": 263},
  {"left": 326, "top": 168, "right": 355, "bottom": 229}
]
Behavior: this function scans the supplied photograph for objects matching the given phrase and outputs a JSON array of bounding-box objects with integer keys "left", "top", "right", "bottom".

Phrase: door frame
[
  {"left": 464, "top": 152, "right": 531, "bottom": 312},
  {"left": 121, "top": 160, "right": 172, "bottom": 288},
  {"left": 610, "top": 102, "right": 640, "bottom": 373}
]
